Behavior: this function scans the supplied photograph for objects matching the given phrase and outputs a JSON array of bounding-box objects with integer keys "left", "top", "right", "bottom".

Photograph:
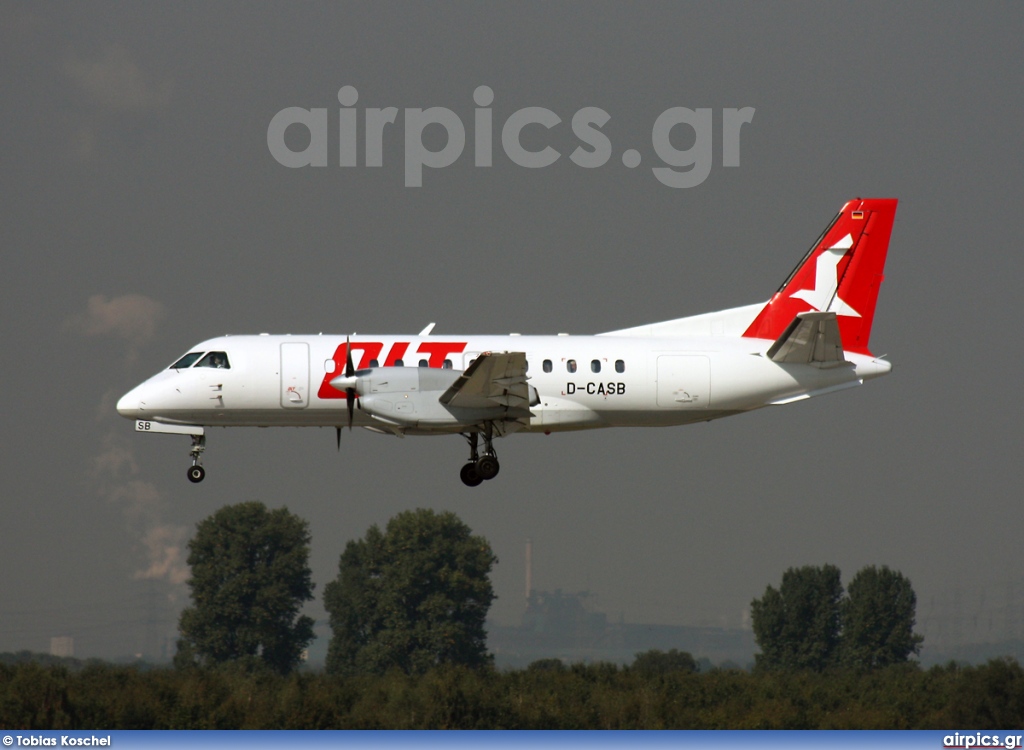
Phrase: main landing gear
[
  {"left": 187, "top": 434, "right": 207, "bottom": 483},
  {"left": 460, "top": 426, "right": 500, "bottom": 487}
]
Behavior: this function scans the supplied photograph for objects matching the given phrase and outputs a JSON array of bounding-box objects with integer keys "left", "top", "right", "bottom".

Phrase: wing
[
  {"left": 439, "top": 351, "right": 533, "bottom": 417},
  {"left": 766, "top": 311, "right": 849, "bottom": 368}
]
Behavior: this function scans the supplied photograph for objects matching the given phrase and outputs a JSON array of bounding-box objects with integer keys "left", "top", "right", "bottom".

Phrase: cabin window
[
  {"left": 395, "top": 359, "right": 404, "bottom": 367},
  {"left": 170, "top": 352, "right": 204, "bottom": 369},
  {"left": 567, "top": 359, "right": 577, "bottom": 373},
  {"left": 591, "top": 360, "right": 601, "bottom": 373},
  {"left": 615, "top": 359, "right": 625, "bottom": 373},
  {"left": 369, "top": 359, "right": 379, "bottom": 368},
  {"left": 543, "top": 359, "right": 552, "bottom": 373},
  {"left": 195, "top": 351, "right": 230, "bottom": 369},
  {"left": 419, "top": 359, "right": 428, "bottom": 367},
  {"left": 442, "top": 359, "right": 453, "bottom": 369}
]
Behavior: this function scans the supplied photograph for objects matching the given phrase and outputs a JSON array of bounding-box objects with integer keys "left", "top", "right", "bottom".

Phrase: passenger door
[{"left": 280, "top": 342, "right": 310, "bottom": 409}]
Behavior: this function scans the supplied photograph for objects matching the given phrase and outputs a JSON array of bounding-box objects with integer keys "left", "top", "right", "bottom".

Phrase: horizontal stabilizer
[
  {"left": 768, "top": 379, "right": 862, "bottom": 405},
  {"left": 767, "top": 311, "right": 848, "bottom": 367}
]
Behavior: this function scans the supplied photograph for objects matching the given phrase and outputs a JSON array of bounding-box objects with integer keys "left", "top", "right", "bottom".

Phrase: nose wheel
[
  {"left": 460, "top": 426, "right": 500, "bottom": 487},
  {"left": 187, "top": 434, "right": 207, "bottom": 483}
]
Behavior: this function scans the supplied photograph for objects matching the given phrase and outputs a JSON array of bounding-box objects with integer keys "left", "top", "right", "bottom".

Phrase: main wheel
[
  {"left": 187, "top": 465, "right": 206, "bottom": 483},
  {"left": 460, "top": 462, "right": 483, "bottom": 487},
  {"left": 476, "top": 455, "right": 499, "bottom": 481}
]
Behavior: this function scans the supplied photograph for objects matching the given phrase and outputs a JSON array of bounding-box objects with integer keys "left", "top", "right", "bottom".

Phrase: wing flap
[{"left": 439, "top": 352, "right": 532, "bottom": 413}]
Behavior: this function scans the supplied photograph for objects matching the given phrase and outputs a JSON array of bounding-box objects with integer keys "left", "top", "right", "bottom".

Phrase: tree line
[
  {"left": 3, "top": 501, "right": 1021, "bottom": 728},
  {"left": 174, "top": 502, "right": 927, "bottom": 679},
  {"left": 174, "top": 502, "right": 496, "bottom": 676},
  {"left": 751, "top": 563, "right": 924, "bottom": 672},
  {"left": 3, "top": 656, "right": 1024, "bottom": 728}
]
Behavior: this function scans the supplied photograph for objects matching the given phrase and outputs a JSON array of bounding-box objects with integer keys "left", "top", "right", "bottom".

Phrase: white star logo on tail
[{"left": 790, "top": 234, "right": 861, "bottom": 318}]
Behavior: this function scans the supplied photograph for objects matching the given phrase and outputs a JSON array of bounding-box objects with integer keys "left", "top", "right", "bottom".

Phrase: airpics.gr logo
[
  {"left": 267, "top": 86, "right": 754, "bottom": 188},
  {"left": 943, "top": 733, "right": 1023, "bottom": 749}
]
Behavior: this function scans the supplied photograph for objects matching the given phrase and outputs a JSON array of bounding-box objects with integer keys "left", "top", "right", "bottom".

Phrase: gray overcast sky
[{"left": 2, "top": 2, "right": 1022, "bottom": 660}]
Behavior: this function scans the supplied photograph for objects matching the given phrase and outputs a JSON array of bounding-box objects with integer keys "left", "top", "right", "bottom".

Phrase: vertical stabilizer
[{"left": 742, "top": 198, "right": 897, "bottom": 355}]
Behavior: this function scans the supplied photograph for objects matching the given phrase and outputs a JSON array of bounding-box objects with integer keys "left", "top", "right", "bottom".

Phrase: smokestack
[
  {"left": 525, "top": 538, "right": 532, "bottom": 600},
  {"left": 50, "top": 636, "right": 74, "bottom": 658}
]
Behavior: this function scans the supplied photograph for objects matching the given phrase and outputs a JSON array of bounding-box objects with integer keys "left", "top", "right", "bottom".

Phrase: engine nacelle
[
  {"left": 351, "top": 366, "right": 460, "bottom": 396},
  {"left": 330, "top": 366, "right": 536, "bottom": 428}
]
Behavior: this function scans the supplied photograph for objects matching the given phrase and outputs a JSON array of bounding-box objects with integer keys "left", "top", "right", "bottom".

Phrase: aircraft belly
[
  {"left": 710, "top": 353, "right": 862, "bottom": 409},
  {"left": 150, "top": 406, "right": 346, "bottom": 427},
  {"left": 529, "top": 396, "right": 605, "bottom": 429}
]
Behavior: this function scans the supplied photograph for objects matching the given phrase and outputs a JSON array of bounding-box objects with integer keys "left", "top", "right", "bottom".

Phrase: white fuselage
[
  {"left": 116, "top": 332, "right": 892, "bottom": 434},
  {"left": 115, "top": 198, "right": 898, "bottom": 486}
]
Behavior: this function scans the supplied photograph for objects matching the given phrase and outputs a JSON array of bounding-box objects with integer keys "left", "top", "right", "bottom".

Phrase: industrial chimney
[{"left": 525, "top": 538, "right": 533, "bottom": 601}]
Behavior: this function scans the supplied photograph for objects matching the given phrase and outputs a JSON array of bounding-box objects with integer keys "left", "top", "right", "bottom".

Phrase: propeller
[
  {"left": 344, "top": 336, "right": 357, "bottom": 429},
  {"left": 330, "top": 337, "right": 364, "bottom": 449}
]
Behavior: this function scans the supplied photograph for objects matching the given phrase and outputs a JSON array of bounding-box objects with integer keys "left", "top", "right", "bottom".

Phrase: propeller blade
[
  {"left": 336, "top": 426, "right": 341, "bottom": 451},
  {"left": 345, "top": 335, "right": 355, "bottom": 378},
  {"left": 340, "top": 336, "right": 359, "bottom": 429}
]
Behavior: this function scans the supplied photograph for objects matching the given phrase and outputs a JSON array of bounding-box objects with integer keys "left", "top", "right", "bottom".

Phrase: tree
[
  {"left": 841, "top": 565, "right": 923, "bottom": 669},
  {"left": 177, "top": 502, "right": 315, "bottom": 674},
  {"left": 751, "top": 564, "right": 843, "bottom": 672},
  {"left": 324, "top": 508, "right": 496, "bottom": 675},
  {"left": 631, "top": 649, "right": 698, "bottom": 677}
]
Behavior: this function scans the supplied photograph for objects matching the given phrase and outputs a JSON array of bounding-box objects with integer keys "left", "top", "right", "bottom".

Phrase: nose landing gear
[
  {"left": 129, "top": 420, "right": 208, "bottom": 484},
  {"left": 187, "top": 434, "right": 207, "bottom": 483},
  {"left": 460, "top": 425, "right": 500, "bottom": 487}
]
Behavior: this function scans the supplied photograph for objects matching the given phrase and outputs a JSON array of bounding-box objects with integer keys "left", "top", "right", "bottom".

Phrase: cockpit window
[
  {"left": 170, "top": 352, "right": 204, "bottom": 369},
  {"left": 195, "top": 351, "right": 231, "bottom": 369}
]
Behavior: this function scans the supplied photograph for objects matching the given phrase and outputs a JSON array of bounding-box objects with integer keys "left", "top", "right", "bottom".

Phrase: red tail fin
[{"left": 742, "top": 198, "right": 897, "bottom": 356}]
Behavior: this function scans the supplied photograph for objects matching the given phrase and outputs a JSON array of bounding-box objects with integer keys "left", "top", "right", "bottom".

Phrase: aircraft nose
[{"left": 116, "top": 386, "right": 144, "bottom": 419}]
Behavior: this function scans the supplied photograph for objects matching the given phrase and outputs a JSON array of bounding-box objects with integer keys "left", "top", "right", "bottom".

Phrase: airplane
[{"left": 117, "top": 197, "right": 897, "bottom": 487}]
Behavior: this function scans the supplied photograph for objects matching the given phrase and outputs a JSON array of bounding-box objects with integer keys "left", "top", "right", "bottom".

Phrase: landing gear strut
[
  {"left": 460, "top": 424, "right": 500, "bottom": 487},
  {"left": 187, "top": 434, "right": 206, "bottom": 483}
]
